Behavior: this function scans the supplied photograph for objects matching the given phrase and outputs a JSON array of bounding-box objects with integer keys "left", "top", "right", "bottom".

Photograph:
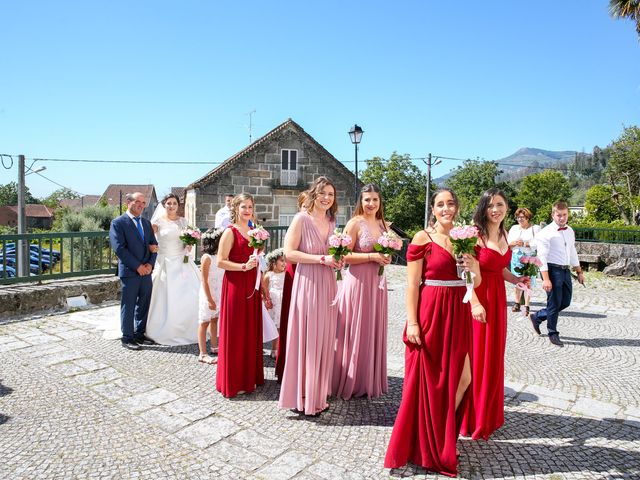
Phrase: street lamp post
[
  {"left": 348, "top": 124, "right": 364, "bottom": 204},
  {"left": 17, "top": 157, "right": 46, "bottom": 276}
]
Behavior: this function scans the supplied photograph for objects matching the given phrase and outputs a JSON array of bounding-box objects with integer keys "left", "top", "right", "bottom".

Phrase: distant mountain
[{"left": 434, "top": 147, "right": 578, "bottom": 185}]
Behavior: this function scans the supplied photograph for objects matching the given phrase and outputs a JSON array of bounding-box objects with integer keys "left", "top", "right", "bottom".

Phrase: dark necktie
[
  {"left": 134, "top": 217, "right": 145, "bottom": 240},
  {"left": 558, "top": 226, "right": 567, "bottom": 231}
]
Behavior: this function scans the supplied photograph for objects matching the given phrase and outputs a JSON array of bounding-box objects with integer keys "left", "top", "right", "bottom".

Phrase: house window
[
  {"left": 281, "top": 149, "right": 298, "bottom": 186},
  {"left": 279, "top": 214, "right": 296, "bottom": 226}
]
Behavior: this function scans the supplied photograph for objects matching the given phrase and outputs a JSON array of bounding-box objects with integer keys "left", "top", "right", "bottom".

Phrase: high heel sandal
[
  {"left": 524, "top": 306, "right": 530, "bottom": 316},
  {"left": 511, "top": 303, "right": 521, "bottom": 312}
]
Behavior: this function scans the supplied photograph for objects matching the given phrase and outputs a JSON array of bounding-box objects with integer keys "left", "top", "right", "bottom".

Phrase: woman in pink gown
[
  {"left": 385, "top": 189, "right": 483, "bottom": 477},
  {"left": 461, "top": 188, "right": 529, "bottom": 440},
  {"left": 333, "top": 184, "right": 391, "bottom": 400},
  {"left": 216, "top": 194, "right": 264, "bottom": 398},
  {"left": 278, "top": 177, "right": 342, "bottom": 416}
]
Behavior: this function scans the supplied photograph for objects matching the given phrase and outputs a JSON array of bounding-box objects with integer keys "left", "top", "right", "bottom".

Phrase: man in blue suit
[{"left": 109, "top": 192, "right": 158, "bottom": 350}]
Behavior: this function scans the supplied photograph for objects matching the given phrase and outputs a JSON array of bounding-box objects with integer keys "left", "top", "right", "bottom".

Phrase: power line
[{"left": 33, "top": 171, "right": 85, "bottom": 196}]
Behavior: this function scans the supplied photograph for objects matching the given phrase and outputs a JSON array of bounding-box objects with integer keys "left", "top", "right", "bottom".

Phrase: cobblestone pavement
[{"left": 1, "top": 268, "right": 639, "bottom": 479}]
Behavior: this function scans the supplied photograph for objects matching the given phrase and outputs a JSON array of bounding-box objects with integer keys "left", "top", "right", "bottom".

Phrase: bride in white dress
[{"left": 146, "top": 193, "right": 201, "bottom": 345}]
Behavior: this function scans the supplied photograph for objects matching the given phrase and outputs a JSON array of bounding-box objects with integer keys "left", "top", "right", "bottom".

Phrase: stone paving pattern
[{"left": 1, "top": 267, "right": 639, "bottom": 479}]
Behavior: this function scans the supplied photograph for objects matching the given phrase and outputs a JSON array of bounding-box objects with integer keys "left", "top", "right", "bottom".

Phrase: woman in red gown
[
  {"left": 275, "top": 191, "right": 307, "bottom": 383},
  {"left": 216, "top": 193, "right": 264, "bottom": 398},
  {"left": 461, "top": 188, "right": 529, "bottom": 440},
  {"left": 385, "top": 189, "right": 483, "bottom": 477}
]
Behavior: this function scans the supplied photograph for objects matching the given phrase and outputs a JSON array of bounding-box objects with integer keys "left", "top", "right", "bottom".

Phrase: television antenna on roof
[{"left": 246, "top": 109, "right": 256, "bottom": 144}]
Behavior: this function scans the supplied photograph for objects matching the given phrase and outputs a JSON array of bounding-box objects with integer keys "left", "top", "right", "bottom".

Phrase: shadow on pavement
[
  {"left": 0, "top": 379, "right": 13, "bottom": 425},
  {"left": 561, "top": 311, "right": 608, "bottom": 319},
  {"left": 561, "top": 336, "right": 640, "bottom": 348}
]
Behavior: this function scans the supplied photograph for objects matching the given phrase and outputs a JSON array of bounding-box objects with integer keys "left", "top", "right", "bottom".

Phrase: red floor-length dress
[
  {"left": 384, "top": 238, "right": 472, "bottom": 477},
  {"left": 461, "top": 245, "right": 511, "bottom": 440},
  {"left": 275, "top": 261, "right": 296, "bottom": 382},
  {"left": 216, "top": 226, "right": 264, "bottom": 398}
]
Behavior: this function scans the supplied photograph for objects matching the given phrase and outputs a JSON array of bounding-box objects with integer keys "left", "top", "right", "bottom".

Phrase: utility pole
[
  {"left": 17, "top": 155, "right": 29, "bottom": 277},
  {"left": 423, "top": 153, "right": 441, "bottom": 228}
]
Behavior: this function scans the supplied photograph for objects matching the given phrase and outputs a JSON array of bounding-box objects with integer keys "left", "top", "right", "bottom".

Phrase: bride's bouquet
[
  {"left": 179, "top": 227, "right": 202, "bottom": 263},
  {"left": 328, "top": 228, "right": 352, "bottom": 281},
  {"left": 373, "top": 231, "right": 403, "bottom": 276}
]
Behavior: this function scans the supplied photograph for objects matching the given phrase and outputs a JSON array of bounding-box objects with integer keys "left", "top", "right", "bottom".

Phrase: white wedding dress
[{"left": 146, "top": 216, "right": 201, "bottom": 345}]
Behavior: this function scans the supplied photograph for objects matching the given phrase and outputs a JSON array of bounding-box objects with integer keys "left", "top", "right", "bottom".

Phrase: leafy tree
[
  {"left": 605, "top": 125, "right": 640, "bottom": 225},
  {"left": 360, "top": 152, "right": 434, "bottom": 233},
  {"left": 0, "top": 181, "right": 39, "bottom": 206},
  {"left": 609, "top": 0, "right": 640, "bottom": 38},
  {"left": 515, "top": 170, "right": 572, "bottom": 224},
  {"left": 42, "top": 188, "right": 79, "bottom": 208},
  {"left": 585, "top": 184, "right": 620, "bottom": 222},
  {"left": 445, "top": 160, "right": 503, "bottom": 222}
]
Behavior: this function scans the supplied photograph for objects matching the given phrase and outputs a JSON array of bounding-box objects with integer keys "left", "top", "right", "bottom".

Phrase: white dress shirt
[
  {"left": 214, "top": 206, "right": 231, "bottom": 229},
  {"left": 536, "top": 221, "right": 580, "bottom": 272}
]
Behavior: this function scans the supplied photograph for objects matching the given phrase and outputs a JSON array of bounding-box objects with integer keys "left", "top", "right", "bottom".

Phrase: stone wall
[
  {"left": 576, "top": 241, "right": 640, "bottom": 269},
  {"left": 0, "top": 275, "right": 120, "bottom": 320},
  {"left": 193, "top": 129, "right": 356, "bottom": 228}
]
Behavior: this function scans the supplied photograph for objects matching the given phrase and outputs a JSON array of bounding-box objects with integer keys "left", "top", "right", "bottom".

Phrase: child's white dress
[
  {"left": 198, "top": 253, "right": 224, "bottom": 323},
  {"left": 267, "top": 270, "right": 286, "bottom": 328}
]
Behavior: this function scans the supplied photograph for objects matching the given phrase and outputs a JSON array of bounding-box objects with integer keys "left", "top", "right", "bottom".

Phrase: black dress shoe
[
  {"left": 529, "top": 314, "right": 541, "bottom": 335},
  {"left": 135, "top": 336, "right": 156, "bottom": 346},
  {"left": 549, "top": 334, "right": 564, "bottom": 347},
  {"left": 121, "top": 339, "right": 141, "bottom": 351}
]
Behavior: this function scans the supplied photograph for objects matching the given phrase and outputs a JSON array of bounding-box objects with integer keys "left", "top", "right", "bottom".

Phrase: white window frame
[
  {"left": 280, "top": 149, "right": 298, "bottom": 186},
  {"left": 278, "top": 213, "right": 297, "bottom": 226}
]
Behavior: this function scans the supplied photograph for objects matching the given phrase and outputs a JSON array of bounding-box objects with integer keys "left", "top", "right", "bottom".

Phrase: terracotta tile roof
[
  {"left": 100, "top": 185, "right": 156, "bottom": 206},
  {"left": 171, "top": 187, "right": 186, "bottom": 201},
  {"left": 4, "top": 204, "right": 54, "bottom": 218},
  {"left": 59, "top": 195, "right": 101, "bottom": 209},
  {"left": 187, "top": 118, "right": 354, "bottom": 189}
]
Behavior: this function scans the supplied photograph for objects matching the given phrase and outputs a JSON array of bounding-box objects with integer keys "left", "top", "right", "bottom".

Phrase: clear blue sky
[{"left": 1, "top": 0, "right": 639, "bottom": 199}]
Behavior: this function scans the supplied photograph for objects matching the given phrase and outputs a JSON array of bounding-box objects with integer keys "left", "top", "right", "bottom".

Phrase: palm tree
[{"left": 609, "top": 0, "right": 640, "bottom": 38}]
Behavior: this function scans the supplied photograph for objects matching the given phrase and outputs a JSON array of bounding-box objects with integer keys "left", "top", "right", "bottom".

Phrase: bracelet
[
  {"left": 241, "top": 263, "right": 246, "bottom": 271},
  {"left": 320, "top": 255, "right": 326, "bottom": 265},
  {"left": 471, "top": 303, "right": 482, "bottom": 309},
  {"left": 408, "top": 322, "right": 419, "bottom": 327}
]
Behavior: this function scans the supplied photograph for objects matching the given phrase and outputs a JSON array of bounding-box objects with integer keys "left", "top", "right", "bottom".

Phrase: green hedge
[{"left": 573, "top": 223, "right": 640, "bottom": 244}]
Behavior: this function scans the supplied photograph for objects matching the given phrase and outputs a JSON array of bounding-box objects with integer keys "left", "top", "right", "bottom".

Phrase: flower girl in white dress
[
  {"left": 146, "top": 193, "right": 201, "bottom": 345},
  {"left": 262, "top": 248, "right": 286, "bottom": 357},
  {"left": 197, "top": 228, "right": 225, "bottom": 364}
]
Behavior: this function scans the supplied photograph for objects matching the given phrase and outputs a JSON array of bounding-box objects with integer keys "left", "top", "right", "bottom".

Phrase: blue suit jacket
[{"left": 109, "top": 214, "right": 158, "bottom": 278}]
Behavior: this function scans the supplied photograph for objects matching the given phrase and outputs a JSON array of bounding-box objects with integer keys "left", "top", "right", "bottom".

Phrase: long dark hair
[
  {"left": 353, "top": 183, "right": 386, "bottom": 225},
  {"left": 161, "top": 193, "right": 180, "bottom": 207},
  {"left": 429, "top": 188, "right": 460, "bottom": 226},
  {"left": 304, "top": 176, "right": 338, "bottom": 221},
  {"left": 473, "top": 187, "right": 509, "bottom": 240}
]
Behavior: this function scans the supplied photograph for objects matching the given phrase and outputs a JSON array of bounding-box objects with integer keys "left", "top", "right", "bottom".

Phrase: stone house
[{"left": 185, "top": 119, "right": 357, "bottom": 228}]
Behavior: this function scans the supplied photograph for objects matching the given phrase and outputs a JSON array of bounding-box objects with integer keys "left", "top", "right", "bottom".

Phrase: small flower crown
[
  {"left": 265, "top": 248, "right": 284, "bottom": 265},
  {"left": 201, "top": 228, "right": 225, "bottom": 241}
]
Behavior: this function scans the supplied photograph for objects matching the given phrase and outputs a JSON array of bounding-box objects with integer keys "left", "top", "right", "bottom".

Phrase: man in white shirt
[
  {"left": 530, "top": 201, "right": 585, "bottom": 347},
  {"left": 214, "top": 194, "right": 234, "bottom": 229}
]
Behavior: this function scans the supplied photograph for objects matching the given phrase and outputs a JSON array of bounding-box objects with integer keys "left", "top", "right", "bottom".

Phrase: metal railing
[
  {"left": 0, "top": 226, "right": 408, "bottom": 285},
  {"left": 574, "top": 227, "right": 640, "bottom": 245}
]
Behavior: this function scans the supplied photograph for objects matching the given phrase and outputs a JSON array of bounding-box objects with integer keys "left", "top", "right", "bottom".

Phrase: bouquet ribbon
[
  {"left": 458, "top": 270, "right": 476, "bottom": 304},
  {"left": 516, "top": 281, "right": 533, "bottom": 297},
  {"left": 247, "top": 248, "right": 264, "bottom": 298},
  {"left": 330, "top": 268, "right": 345, "bottom": 306}
]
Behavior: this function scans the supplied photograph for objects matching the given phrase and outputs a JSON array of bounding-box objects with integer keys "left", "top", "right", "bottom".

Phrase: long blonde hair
[{"left": 230, "top": 193, "right": 254, "bottom": 224}]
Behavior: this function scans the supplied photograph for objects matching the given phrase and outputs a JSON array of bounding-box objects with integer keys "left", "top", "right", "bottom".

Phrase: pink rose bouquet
[
  {"left": 328, "top": 228, "right": 352, "bottom": 281},
  {"left": 449, "top": 225, "right": 479, "bottom": 284},
  {"left": 179, "top": 227, "right": 202, "bottom": 263},
  {"left": 373, "top": 231, "right": 404, "bottom": 276},
  {"left": 247, "top": 225, "right": 270, "bottom": 250},
  {"left": 515, "top": 254, "right": 542, "bottom": 278}
]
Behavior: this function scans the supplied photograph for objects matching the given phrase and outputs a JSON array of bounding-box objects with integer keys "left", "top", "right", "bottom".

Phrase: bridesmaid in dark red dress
[
  {"left": 275, "top": 191, "right": 307, "bottom": 383},
  {"left": 216, "top": 193, "right": 264, "bottom": 398},
  {"left": 461, "top": 188, "right": 529, "bottom": 440},
  {"left": 385, "top": 189, "right": 483, "bottom": 477}
]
